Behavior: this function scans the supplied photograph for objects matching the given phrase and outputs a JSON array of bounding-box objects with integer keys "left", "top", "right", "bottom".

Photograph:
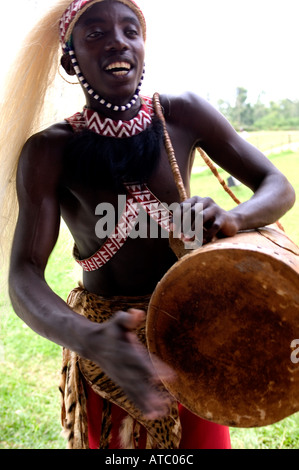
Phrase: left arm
[{"left": 165, "top": 92, "right": 296, "bottom": 243}]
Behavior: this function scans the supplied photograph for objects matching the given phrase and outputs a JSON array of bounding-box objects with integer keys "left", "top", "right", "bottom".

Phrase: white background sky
[{"left": 0, "top": 0, "right": 298, "bottom": 108}]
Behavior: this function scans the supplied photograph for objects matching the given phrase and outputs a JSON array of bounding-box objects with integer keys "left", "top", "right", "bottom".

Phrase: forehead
[{"left": 75, "top": 1, "right": 141, "bottom": 29}]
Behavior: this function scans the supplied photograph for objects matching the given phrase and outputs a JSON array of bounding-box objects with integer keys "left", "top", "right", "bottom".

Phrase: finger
[
  {"left": 113, "top": 309, "right": 145, "bottom": 331},
  {"left": 202, "top": 212, "right": 223, "bottom": 242},
  {"left": 171, "top": 198, "right": 195, "bottom": 233},
  {"left": 182, "top": 201, "right": 205, "bottom": 241},
  {"left": 172, "top": 200, "right": 196, "bottom": 239},
  {"left": 150, "top": 354, "right": 177, "bottom": 385},
  {"left": 127, "top": 308, "right": 146, "bottom": 326},
  {"left": 142, "top": 392, "right": 172, "bottom": 420},
  {"left": 127, "top": 308, "right": 146, "bottom": 317},
  {"left": 121, "top": 371, "right": 173, "bottom": 419}
]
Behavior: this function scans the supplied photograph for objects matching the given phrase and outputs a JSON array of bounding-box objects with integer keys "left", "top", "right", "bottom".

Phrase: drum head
[{"left": 147, "top": 241, "right": 299, "bottom": 427}]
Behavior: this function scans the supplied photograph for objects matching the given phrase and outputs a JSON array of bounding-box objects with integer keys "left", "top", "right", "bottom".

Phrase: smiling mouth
[{"left": 105, "top": 61, "right": 132, "bottom": 76}]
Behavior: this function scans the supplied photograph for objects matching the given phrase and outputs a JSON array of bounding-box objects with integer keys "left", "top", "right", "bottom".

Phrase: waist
[
  {"left": 67, "top": 284, "right": 152, "bottom": 322},
  {"left": 80, "top": 241, "right": 177, "bottom": 297}
]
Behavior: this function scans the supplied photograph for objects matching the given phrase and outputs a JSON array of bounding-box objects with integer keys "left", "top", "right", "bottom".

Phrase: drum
[{"left": 146, "top": 224, "right": 299, "bottom": 427}]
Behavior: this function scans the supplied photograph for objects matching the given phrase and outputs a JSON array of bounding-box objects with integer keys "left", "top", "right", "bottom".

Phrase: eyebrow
[{"left": 81, "top": 15, "right": 140, "bottom": 28}]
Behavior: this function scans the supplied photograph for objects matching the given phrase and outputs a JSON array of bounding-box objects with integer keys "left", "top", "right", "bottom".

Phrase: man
[{"left": 4, "top": 0, "right": 295, "bottom": 449}]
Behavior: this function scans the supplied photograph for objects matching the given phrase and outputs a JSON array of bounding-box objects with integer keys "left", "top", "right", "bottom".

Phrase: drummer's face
[{"left": 71, "top": 1, "right": 145, "bottom": 106}]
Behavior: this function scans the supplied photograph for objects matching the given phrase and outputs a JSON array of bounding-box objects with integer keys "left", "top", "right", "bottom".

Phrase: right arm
[
  {"left": 9, "top": 129, "right": 92, "bottom": 355},
  {"left": 9, "top": 128, "right": 168, "bottom": 418}
]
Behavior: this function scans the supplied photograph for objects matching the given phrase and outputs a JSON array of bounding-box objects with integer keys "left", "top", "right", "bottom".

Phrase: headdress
[{"left": 59, "top": 0, "right": 146, "bottom": 52}]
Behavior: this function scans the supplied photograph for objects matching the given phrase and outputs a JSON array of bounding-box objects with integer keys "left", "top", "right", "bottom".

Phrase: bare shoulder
[
  {"left": 159, "top": 91, "right": 244, "bottom": 149},
  {"left": 17, "top": 121, "right": 74, "bottom": 191},
  {"left": 160, "top": 92, "right": 218, "bottom": 123},
  {"left": 18, "top": 121, "right": 74, "bottom": 174},
  {"left": 22, "top": 121, "right": 73, "bottom": 158}
]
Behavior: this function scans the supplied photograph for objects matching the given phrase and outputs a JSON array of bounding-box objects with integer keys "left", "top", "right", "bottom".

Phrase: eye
[
  {"left": 125, "top": 27, "right": 140, "bottom": 38},
  {"left": 87, "top": 30, "right": 105, "bottom": 40}
]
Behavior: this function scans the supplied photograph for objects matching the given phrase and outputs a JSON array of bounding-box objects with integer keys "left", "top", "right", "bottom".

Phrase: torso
[{"left": 39, "top": 94, "right": 198, "bottom": 296}]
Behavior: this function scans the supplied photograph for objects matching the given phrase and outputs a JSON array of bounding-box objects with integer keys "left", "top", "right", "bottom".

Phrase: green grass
[
  {"left": 191, "top": 149, "right": 299, "bottom": 244},
  {"left": 0, "top": 141, "right": 298, "bottom": 449},
  {"left": 242, "top": 130, "right": 299, "bottom": 153},
  {"left": 0, "top": 223, "right": 78, "bottom": 449}
]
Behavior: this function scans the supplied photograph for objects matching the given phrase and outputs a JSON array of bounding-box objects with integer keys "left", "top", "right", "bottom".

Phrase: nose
[{"left": 105, "top": 27, "right": 129, "bottom": 52}]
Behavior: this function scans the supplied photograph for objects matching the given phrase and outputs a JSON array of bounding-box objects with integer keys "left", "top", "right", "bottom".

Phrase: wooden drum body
[{"left": 146, "top": 225, "right": 299, "bottom": 427}]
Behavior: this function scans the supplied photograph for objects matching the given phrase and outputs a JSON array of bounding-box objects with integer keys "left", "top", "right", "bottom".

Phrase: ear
[{"left": 60, "top": 54, "right": 76, "bottom": 76}]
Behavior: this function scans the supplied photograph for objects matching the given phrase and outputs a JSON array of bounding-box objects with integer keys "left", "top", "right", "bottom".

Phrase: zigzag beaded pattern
[
  {"left": 76, "top": 196, "right": 139, "bottom": 272},
  {"left": 83, "top": 104, "right": 151, "bottom": 138},
  {"left": 59, "top": 0, "right": 90, "bottom": 49},
  {"left": 75, "top": 184, "right": 171, "bottom": 272},
  {"left": 66, "top": 96, "right": 153, "bottom": 137},
  {"left": 125, "top": 183, "right": 171, "bottom": 233}
]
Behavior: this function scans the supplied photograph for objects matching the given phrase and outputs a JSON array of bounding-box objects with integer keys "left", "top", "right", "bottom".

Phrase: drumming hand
[
  {"left": 172, "top": 196, "right": 240, "bottom": 245},
  {"left": 89, "top": 308, "right": 174, "bottom": 420}
]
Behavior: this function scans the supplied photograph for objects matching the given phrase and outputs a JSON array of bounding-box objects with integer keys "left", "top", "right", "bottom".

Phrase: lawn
[
  {"left": 0, "top": 141, "right": 298, "bottom": 449},
  {"left": 192, "top": 148, "right": 299, "bottom": 243},
  {"left": 242, "top": 130, "right": 299, "bottom": 153}
]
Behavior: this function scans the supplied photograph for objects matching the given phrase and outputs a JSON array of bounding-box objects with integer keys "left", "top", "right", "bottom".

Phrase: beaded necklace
[{"left": 66, "top": 95, "right": 154, "bottom": 137}]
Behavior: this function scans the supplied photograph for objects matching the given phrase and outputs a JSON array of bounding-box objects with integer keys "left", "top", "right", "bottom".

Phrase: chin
[{"left": 97, "top": 71, "right": 143, "bottom": 102}]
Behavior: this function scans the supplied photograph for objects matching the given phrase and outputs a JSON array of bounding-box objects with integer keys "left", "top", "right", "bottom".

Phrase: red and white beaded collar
[{"left": 66, "top": 96, "right": 154, "bottom": 138}]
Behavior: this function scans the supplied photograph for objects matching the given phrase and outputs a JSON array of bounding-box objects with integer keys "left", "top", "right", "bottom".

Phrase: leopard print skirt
[{"left": 59, "top": 285, "right": 182, "bottom": 449}]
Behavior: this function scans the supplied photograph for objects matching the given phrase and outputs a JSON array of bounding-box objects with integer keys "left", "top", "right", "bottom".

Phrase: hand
[
  {"left": 171, "top": 196, "right": 240, "bottom": 246},
  {"left": 88, "top": 308, "right": 174, "bottom": 420}
]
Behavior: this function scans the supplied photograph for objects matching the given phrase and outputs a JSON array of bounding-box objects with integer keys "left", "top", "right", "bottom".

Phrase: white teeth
[
  {"left": 105, "top": 62, "right": 131, "bottom": 72},
  {"left": 112, "top": 70, "right": 129, "bottom": 76}
]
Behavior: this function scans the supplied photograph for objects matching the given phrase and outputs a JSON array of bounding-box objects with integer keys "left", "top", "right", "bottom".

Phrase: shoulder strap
[
  {"left": 75, "top": 184, "right": 171, "bottom": 271},
  {"left": 74, "top": 196, "right": 139, "bottom": 272},
  {"left": 125, "top": 183, "right": 171, "bottom": 233}
]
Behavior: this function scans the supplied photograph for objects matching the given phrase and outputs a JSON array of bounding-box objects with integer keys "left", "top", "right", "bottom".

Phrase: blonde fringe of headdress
[{"left": 0, "top": 0, "right": 76, "bottom": 272}]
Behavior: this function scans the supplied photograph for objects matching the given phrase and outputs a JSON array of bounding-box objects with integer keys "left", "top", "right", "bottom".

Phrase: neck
[
  {"left": 85, "top": 95, "right": 143, "bottom": 121},
  {"left": 63, "top": 114, "right": 164, "bottom": 190}
]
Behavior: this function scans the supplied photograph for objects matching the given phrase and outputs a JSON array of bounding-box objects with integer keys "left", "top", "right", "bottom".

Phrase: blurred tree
[{"left": 217, "top": 87, "right": 299, "bottom": 130}]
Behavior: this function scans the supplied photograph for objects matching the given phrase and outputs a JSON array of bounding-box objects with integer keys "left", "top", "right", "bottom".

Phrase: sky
[{"left": 0, "top": 0, "right": 298, "bottom": 108}]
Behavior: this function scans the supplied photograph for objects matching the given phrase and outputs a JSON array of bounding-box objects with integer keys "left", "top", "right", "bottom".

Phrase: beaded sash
[
  {"left": 74, "top": 183, "right": 171, "bottom": 272},
  {"left": 66, "top": 97, "right": 171, "bottom": 272}
]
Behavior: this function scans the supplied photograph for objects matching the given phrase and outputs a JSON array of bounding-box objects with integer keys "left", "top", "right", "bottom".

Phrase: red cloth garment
[
  {"left": 85, "top": 383, "right": 231, "bottom": 450},
  {"left": 177, "top": 404, "right": 231, "bottom": 450}
]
